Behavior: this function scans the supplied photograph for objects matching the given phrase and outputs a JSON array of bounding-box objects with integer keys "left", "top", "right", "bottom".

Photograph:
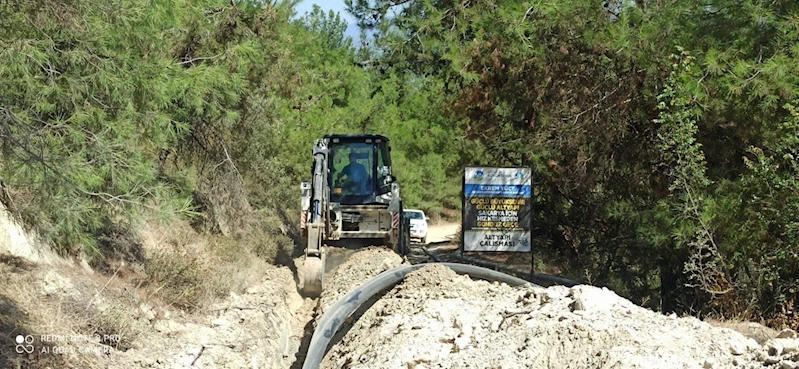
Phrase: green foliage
[
  {"left": 650, "top": 49, "right": 730, "bottom": 311},
  {"left": 705, "top": 102, "right": 799, "bottom": 320},
  {"left": 0, "top": 0, "right": 458, "bottom": 259},
  {"left": 349, "top": 0, "right": 799, "bottom": 323},
  {"left": 366, "top": 74, "right": 473, "bottom": 215},
  {"left": 0, "top": 0, "right": 373, "bottom": 256},
  {"left": 296, "top": 4, "right": 354, "bottom": 50},
  {"left": 0, "top": 0, "right": 202, "bottom": 254}
]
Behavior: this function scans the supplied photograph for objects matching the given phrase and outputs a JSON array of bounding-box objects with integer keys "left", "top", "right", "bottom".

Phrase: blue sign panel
[{"left": 463, "top": 167, "right": 532, "bottom": 252}]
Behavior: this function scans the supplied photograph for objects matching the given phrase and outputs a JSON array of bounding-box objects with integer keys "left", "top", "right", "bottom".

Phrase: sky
[{"left": 293, "top": 0, "right": 362, "bottom": 41}]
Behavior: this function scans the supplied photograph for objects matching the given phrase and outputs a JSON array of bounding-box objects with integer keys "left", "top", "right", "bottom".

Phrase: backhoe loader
[{"left": 299, "top": 134, "right": 410, "bottom": 297}]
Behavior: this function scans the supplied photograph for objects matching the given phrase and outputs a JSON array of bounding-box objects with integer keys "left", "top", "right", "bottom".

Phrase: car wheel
[{"left": 421, "top": 236, "right": 427, "bottom": 245}]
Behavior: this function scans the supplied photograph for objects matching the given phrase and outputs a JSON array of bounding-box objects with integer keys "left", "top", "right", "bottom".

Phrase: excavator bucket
[
  {"left": 301, "top": 220, "right": 326, "bottom": 298},
  {"left": 300, "top": 255, "right": 325, "bottom": 298}
]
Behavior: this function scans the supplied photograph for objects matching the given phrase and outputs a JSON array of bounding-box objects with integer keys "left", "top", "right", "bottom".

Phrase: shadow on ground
[
  {"left": 0, "top": 255, "right": 68, "bottom": 369},
  {"left": 0, "top": 291, "right": 28, "bottom": 369},
  {"left": 92, "top": 223, "right": 147, "bottom": 275},
  {"left": 290, "top": 311, "right": 316, "bottom": 369}
]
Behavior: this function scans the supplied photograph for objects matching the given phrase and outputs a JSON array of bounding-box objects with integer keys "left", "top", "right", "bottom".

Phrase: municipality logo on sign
[{"left": 469, "top": 168, "right": 526, "bottom": 181}]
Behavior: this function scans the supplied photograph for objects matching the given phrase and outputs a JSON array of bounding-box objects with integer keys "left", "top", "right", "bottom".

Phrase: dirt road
[{"left": 424, "top": 222, "right": 460, "bottom": 244}]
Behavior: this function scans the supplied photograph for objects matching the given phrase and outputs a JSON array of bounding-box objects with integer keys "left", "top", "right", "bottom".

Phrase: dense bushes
[
  {"left": 349, "top": 0, "right": 799, "bottom": 325},
  {"left": 0, "top": 0, "right": 380, "bottom": 257}
]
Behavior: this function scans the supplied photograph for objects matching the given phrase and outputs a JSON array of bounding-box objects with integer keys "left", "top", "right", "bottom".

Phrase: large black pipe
[{"left": 302, "top": 262, "right": 537, "bottom": 369}]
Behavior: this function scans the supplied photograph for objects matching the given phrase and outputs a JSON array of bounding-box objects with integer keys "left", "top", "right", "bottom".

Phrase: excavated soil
[
  {"left": 320, "top": 263, "right": 799, "bottom": 369},
  {"left": 5, "top": 226, "right": 797, "bottom": 369},
  {"left": 318, "top": 247, "right": 405, "bottom": 316},
  {"left": 98, "top": 265, "right": 303, "bottom": 369}
]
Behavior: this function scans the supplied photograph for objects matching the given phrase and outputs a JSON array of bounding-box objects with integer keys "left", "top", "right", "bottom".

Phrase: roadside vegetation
[{"left": 1, "top": 0, "right": 798, "bottom": 328}]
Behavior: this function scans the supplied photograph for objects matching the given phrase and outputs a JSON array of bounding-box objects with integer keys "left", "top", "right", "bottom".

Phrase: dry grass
[
  {"left": 0, "top": 208, "right": 296, "bottom": 368},
  {"left": 704, "top": 316, "right": 779, "bottom": 344},
  {"left": 135, "top": 211, "right": 294, "bottom": 310},
  {"left": 0, "top": 256, "right": 145, "bottom": 369},
  {"left": 770, "top": 300, "right": 799, "bottom": 331},
  {"left": 142, "top": 250, "right": 206, "bottom": 310},
  {"left": 84, "top": 307, "right": 142, "bottom": 351}
]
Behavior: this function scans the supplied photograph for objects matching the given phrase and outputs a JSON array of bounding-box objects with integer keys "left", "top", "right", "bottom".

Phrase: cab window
[{"left": 330, "top": 143, "right": 374, "bottom": 197}]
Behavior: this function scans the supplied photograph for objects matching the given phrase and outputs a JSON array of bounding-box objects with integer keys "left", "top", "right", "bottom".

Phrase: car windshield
[{"left": 404, "top": 211, "right": 424, "bottom": 220}]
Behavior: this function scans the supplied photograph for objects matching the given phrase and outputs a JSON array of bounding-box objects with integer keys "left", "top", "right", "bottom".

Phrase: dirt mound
[
  {"left": 1, "top": 258, "right": 303, "bottom": 369},
  {"left": 321, "top": 264, "right": 797, "bottom": 369},
  {"left": 318, "top": 247, "right": 405, "bottom": 316},
  {"left": 104, "top": 266, "right": 301, "bottom": 369}
]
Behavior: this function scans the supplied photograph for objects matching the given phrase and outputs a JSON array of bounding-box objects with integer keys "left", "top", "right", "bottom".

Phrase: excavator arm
[{"left": 300, "top": 139, "right": 329, "bottom": 297}]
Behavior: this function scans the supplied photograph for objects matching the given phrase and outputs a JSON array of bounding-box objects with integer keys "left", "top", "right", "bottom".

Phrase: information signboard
[{"left": 462, "top": 167, "right": 532, "bottom": 252}]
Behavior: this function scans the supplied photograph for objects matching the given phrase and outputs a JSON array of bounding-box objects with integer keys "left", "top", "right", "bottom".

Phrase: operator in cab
[{"left": 336, "top": 150, "right": 370, "bottom": 195}]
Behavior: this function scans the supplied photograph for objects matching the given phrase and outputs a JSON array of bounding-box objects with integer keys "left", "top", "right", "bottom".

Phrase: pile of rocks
[
  {"left": 745, "top": 329, "right": 799, "bottom": 369},
  {"left": 320, "top": 262, "right": 791, "bottom": 369}
]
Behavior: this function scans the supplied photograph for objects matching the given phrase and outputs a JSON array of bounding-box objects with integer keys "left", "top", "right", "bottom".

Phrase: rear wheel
[
  {"left": 392, "top": 217, "right": 410, "bottom": 256},
  {"left": 400, "top": 218, "right": 411, "bottom": 255}
]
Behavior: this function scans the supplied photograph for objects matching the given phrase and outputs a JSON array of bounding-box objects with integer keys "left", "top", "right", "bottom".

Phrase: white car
[{"left": 403, "top": 209, "right": 429, "bottom": 244}]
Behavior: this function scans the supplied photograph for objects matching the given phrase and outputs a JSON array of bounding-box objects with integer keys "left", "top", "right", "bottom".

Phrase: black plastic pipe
[{"left": 302, "top": 262, "right": 537, "bottom": 369}]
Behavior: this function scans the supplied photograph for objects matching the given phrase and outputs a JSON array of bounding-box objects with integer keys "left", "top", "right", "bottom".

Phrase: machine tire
[{"left": 401, "top": 218, "right": 411, "bottom": 255}]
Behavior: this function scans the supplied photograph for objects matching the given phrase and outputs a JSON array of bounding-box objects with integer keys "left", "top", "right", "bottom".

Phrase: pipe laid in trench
[
  {"left": 421, "top": 247, "right": 581, "bottom": 288},
  {"left": 302, "top": 262, "right": 536, "bottom": 369},
  {"left": 455, "top": 253, "right": 581, "bottom": 287}
]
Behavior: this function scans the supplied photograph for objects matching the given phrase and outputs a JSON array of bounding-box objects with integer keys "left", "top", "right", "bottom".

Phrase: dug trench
[{"left": 2, "top": 216, "right": 796, "bottom": 369}]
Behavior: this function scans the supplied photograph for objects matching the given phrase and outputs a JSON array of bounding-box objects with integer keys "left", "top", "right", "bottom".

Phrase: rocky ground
[
  {"left": 1, "top": 260, "right": 306, "bottom": 369},
  {"left": 1, "top": 204, "right": 313, "bottom": 369},
  {"left": 109, "top": 266, "right": 303, "bottom": 369},
  {"left": 320, "top": 257, "right": 797, "bottom": 369},
  {"left": 2, "top": 211, "right": 795, "bottom": 369}
]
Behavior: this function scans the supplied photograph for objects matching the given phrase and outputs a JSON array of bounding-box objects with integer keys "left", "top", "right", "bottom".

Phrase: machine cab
[{"left": 325, "top": 134, "right": 395, "bottom": 205}]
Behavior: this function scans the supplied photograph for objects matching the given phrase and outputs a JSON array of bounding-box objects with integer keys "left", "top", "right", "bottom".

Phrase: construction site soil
[
  {"left": 2, "top": 213, "right": 797, "bottom": 369},
  {"left": 318, "top": 249, "right": 798, "bottom": 369}
]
